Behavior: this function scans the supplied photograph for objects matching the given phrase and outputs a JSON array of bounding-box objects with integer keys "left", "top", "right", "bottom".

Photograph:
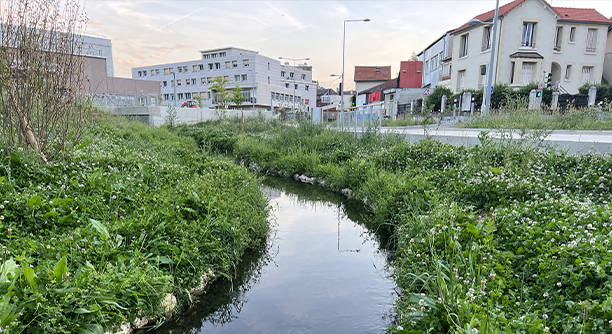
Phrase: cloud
[{"left": 88, "top": 19, "right": 104, "bottom": 25}]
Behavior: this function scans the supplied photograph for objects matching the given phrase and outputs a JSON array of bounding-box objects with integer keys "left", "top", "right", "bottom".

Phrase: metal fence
[{"left": 335, "top": 103, "right": 383, "bottom": 134}]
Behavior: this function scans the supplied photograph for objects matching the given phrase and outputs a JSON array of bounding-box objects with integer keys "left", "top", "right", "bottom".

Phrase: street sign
[
  {"left": 422, "top": 89, "right": 430, "bottom": 96},
  {"left": 490, "top": 86, "right": 494, "bottom": 94},
  {"left": 538, "top": 81, "right": 545, "bottom": 90}
]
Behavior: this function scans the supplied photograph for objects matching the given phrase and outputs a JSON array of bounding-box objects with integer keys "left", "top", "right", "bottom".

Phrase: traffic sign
[
  {"left": 422, "top": 89, "right": 430, "bottom": 96},
  {"left": 538, "top": 81, "right": 545, "bottom": 90}
]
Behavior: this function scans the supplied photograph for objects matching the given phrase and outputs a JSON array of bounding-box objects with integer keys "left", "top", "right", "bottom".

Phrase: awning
[{"left": 509, "top": 51, "right": 544, "bottom": 59}]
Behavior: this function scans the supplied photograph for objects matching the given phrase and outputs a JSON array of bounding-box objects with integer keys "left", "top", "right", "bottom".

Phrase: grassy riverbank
[
  {"left": 176, "top": 117, "right": 612, "bottom": 334},
  {"left": 0, "top": 114, "right": 270, "bottom": 333}
]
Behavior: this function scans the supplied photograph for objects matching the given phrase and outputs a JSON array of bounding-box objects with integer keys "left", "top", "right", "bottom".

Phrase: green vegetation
[
  {"left": 176, "top": 117, "right": 612, "bottom": 334},
  {"left": 0, "top": 114, "right": 269, "bottom": 333},
  {"left": 382, "top": 117, "right": 436, "bottom": 127}
]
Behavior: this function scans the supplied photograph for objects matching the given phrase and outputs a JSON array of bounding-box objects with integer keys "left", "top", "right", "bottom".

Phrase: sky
[{"left": 83, "top": 0, "right": 612, "bottom": 90}]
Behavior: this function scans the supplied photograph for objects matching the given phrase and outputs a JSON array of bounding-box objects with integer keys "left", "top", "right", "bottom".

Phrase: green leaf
[
  {"left": 0, "top": 259, "right": 19, "bottom": 283},
  {"left": 28, "top": 195, "right": 41, "bottom": 210},
  {"left": 156, "top": 256, "right": 173, "bottom": 265},
  {"left": 53, "top": 256, "right": 68, "bottom": 282},
  {"left": 490, "top": 167, "right": 501, "bottom": 175},
  {"left": 90, "top": 219, "right": 110, "bottom": 241},
  {"left": 77, "top": 324, "right": 104, "bottom": 334},
  {"left": 21, "top": 263, "right": 37, "bottom": 289},
  {"left": 44, "top": 211, "right": 59, "bottom": 218},
  {"left": 9, "top": 152, "right": 20, "bottom": 164},
  {"left": 0, "top": 176, "right": 4, "bottom": 185},
  {"left": 73, "top": 307, "right": 97, "bottom": 314},
  {"left": 467, "top": 223, "right": 479, "bottom": 238},
  {"left": 398, "top": 330, "right": 423, "bottom": 334}
]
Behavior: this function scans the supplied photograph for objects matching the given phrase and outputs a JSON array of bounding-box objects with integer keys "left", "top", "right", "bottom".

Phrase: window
[
  {"left": 207, "top": 77, "right": 212, "bottom": 83},
  {"left": 581, "top": 66, "right": 593, "bottom": 85},
  {"left": 375, "top": 68, "right": 380, "bottom": 72},
  {"left": 163, "top": 81, "right": 167, "bottom": 87},
  {"left": 305, "top": 99, "right": 309, "bottom": 104},
  {"left": 457, "top": 70, "right": 466, "bottom": 90},
  {"left": 198, "top": 64, "right": 204, "bottom": 71},
  {"left": 301, "top": 74, "right": 306, "bottom": 80},
  {"left": 178, "top": 93, "right": 184, "bottom": 100},
  {"left": 234, "top": 75, "right": 241, "bottom": 82},
  {"left": 268, "top": 76, "right": 270, "bottom": 84},
  {"left": 569, "top": 27, "right": 576, "bottom": 42},
  {"left": 193, "top": 65, "right": 198, "bottom": 72},
  {"left": 219, "top": 52, "right": 226, "bottom": 57},
  {"left": 156, "top": 69, "right": 160, "bottom": 75},
  {"left": 225, "top": 61, "right": 231, "bottom": 69},
  {"left": 521, "top": 62, "right": 536, "bottom": 85},
  {"left": 232, "top": 60, "right": 238, "bottom": 68},
  {"left": 554, "top": 26, "right": 563, "bottom": 52},
  {"left": 215, "top": 63, "right": 221, "bottom": 70},
  {"left": 201, "top": 78, "right": 206, "bottom": 85},
  {"left": 191, "top": 78, "right": 196, "bottom": 85},
  {"left": 186, "top": 79, "right": 190, "bottom": 86},
  {"left": 211, "top": 53, "right": 218, "bottom": 58},
  {"left": 285, "top": 83, "right": 289, "bottom": 88},
  {"left": 151, "top": 70, "right": 155, "bottom": 76},
  {"left": 244, "top": 59, "right": 250, "bottom": 67},
  {"left": 137, "top": 71, "right": 142, "bottom": 77},
  {"left": 305, "top": 85, "right": 309, "bottom": 91},
  {"left": 203, "top": 54, "right": 211, "bottom": 59},
  {"left": 170, "top": 94, "right": 174, "bottom": 101},
  {"left": 207, "top": 92, "right": 211, "bottom": 100},
  {"left": 223, "top": 76, "right": 229, "bottom": 81},
  {"left": 186, "top": 93, "right": 191, "bottom": 99},
  {"left": 178, "top": 67, "right": 182, "bottom": 73},
  {"left": 242, "top": 74, "right": 247, "bottom": 81},
  {"left": 268, "top": 62, "right": 270, "bottom": 70},
  {"left": 431, "top": 55, "right": 438, "bottom": 71},
  {"left": 177, "top": 79, "right": 181, "bottom": 86},
  {"left": 209, "top": 63, "right": 214, "bottom": 70},
  {"left": 169, "top": 68, "right": 174, "bottom": 74},
  {"left": 143, "top": 71, "right": 147, "bottom": 77},
  {"left": 295, "top": 84, "right": 298, "bottom": 89},
  {"left": 482, "top": 26, "right": 492, "bottom": 51},
  {"left": 171, "top": 80, "right": 174, "bottom": 87},
  {"left": 478, "top": 65, "right": 487, "bottom": 89},
  {"left": 164, "top": 94, "right": 169, "bottom": 101},
  {"left": 200, "top": 92, "right": 206, "bottom": 100},
  {"left": 459, "top": 34, "right": 469, "bottom": 58},
  {"left": 424, "top": 60, "right": 429, "bottom": 74},
  {"left": 183, "top": 66, "right": 188, "bottom": 73},
  {"left": 164, "top": 68, "right": 168, "bottom": 75},
  {"left": 510, "top": 62, "right": 515, "bottom": 84},
  {"left": 565, "top": 64, "right": 572, "bottom": 80},
  {"left": 290, "top": 72, "right": 294, "bottom": 79},
  {"left": 281, "top": 71, "right": 285, "bottom": 78},
  {"left": 521, "top": 22, "right": 537, "bottom": 48},
  {"left": 586, "top": 29, "right": 597, "bottom": 53}
]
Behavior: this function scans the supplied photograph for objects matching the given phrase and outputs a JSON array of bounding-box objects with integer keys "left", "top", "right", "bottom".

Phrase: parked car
[{"left": 181, "top": 100, "right": 198, "bottom": 108}]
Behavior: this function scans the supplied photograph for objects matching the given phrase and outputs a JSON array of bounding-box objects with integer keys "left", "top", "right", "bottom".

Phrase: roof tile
[{"left": 354, "top": 66, "right": 391, "bottom": 82}]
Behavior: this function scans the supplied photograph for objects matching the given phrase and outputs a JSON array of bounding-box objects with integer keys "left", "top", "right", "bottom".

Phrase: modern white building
[
  {"left": 131, "top": 47, "right": 316, "bottom": 111},
  {"left": 82, "top": 35, "right": 114, "bottom": 77},
  {"left": 437, "top": 0, "right": 611, "bottom": 94}
]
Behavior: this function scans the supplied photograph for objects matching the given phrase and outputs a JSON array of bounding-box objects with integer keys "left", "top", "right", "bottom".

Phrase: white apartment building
[
  {"left": 82, "top": 35, "right": 114, "bottom": 77},
  {"left": 419, "top": 32, "right": 452, "bottom": 89},
  {"left": 446, "top": 0, "right": 611, "bottom": 94},
  {"left": 132, "top": 47, "right": 316, "bottom": 111}
]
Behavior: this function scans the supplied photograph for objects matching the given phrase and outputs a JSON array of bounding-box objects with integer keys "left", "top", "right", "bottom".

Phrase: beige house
[
  {"left": 604, "top": 27, "right": 612, "bottom": 84},
  {"left": 449, "top": 0, "right": 612, "bottom": 94}
]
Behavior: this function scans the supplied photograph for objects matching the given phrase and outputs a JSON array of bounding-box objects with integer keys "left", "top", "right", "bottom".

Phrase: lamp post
[
  {"left": 469, "top": 0, "right": 499, "bottom": 114},
  {"left": 172, "top": 71, "right": 177, "bottom": 107},
  {"left": 326, "top": 75, "right": 341, "bottom": 123},
  {"left": 341, "top": 18, "right": 370, "bottom": 129},
  {"left": 279, "top": 56, "right": 309, "bottom": 117}
]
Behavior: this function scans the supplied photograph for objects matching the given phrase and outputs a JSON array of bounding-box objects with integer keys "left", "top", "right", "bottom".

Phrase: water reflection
[{"left": 153, "top": 177, "right": 396, "bottom": 334}]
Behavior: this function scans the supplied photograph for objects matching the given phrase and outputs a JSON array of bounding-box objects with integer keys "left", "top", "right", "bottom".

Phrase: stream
[{"left": 152, "top": 177, "right": 397, "bottom": 334}]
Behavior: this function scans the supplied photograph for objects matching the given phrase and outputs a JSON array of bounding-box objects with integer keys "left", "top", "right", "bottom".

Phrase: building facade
[
  {"left": 419, "top": 32, "right": 452, "bottom": 89},
  {"left": 131, "top": 47, "right": 316, "bottom": 111},
  {"left": 445, "top": 0, "right": 611, "bottom": 94},
  {"left": 354, "top": 66, "right": 392, "bottom": 93}
]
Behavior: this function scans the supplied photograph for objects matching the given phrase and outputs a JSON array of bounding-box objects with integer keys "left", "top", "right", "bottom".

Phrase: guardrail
[{"left": 336, "top": 102, "right": 384, "bottom": 135}]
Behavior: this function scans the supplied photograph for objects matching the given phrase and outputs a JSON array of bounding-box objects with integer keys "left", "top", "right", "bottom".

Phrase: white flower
[
  {"left": 0, "top": 215, "right": 3, "bottom": 221},
  {"left": 557, "top": 282, "right": 562, "bottom": 287},
  {"left": 544, "top": 327, "right": 550, "bottom": 332},
  {"left": 0, "top": 205, "right": 3, "bottom": 209},
  {"left": 419, "top": 299, "right": 425, "bottom": 306},
  {"left": 543, "top": 314, "right": 548, "bottom": 319},
  {"left": 397, "top": 326, "right": 403, "bottom": 331},
  {"left": 543, "top": 292, "right": 549, "bottom": 298},
  {"left": 589, "top": 261, "right": 596, "bottom": 267}
]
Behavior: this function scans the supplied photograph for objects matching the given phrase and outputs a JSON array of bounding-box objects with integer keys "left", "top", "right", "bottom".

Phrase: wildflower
[
  {"left": 481, "top": 278, "right": 487, "bottom": 291},
  {"left": 543, "top": 292, "right": 549, "bottom": 298},
  {"left": 410, "top": 238, "right": 414, "bottom": 243},
  {"left": 453, "top": 268, "right": 458, "bottom": 277},
  {"left": 419, "top": 299, "right": 425, "bottom": 306},
  {"left": 557, "top": 282, "right": 562, "bottom": 287},
  {"left": 472, "top": 328, "right": 478, "bottom": 334},
  {"left": 489, "top": 271, "right": 496, "bottom": 281},
  {"left": 397, "top": 326, "right": 403, "bottom": 331},
  {"left": 0, "top": 205, "right": 3, "bottom": 209},
  {"left": 589, "top": 261, "right": 596, "bottom": 267},
  {"left": 543, "top": 314, "right": 548, "bottom": 319},
  {"left": 0, "top": 216, "right": 3, "bottom": 221},
  {"left": 543, "top": 327, "right": 550, "bottom": 332}
]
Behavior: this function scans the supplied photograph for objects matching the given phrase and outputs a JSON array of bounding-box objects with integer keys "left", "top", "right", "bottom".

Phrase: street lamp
[
  {"left": 172, "top": 71, "right": 177, "bottom": 107},
  {"left": 341, "top": 18, "right": 370, "bottom": 129},
  {"left": 326, "top": 75, "right": 341, "bottom": 122},
  {"left": 468, "top": 0, "right": 499, "bottom": 115},
  {"left": 279, "top": 56, "right": 309, "bottom": 117}
]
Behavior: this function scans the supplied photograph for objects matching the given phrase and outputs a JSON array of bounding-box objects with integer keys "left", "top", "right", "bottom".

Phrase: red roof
[
  {"left": 354, "top": 66, "right": 391, "bottom": 82},
  {"left": 554, "top": 7, "right": 612, "bottom": 23},
  {"left": 452, "top": 0, "right": 612, "bottom": 33}
]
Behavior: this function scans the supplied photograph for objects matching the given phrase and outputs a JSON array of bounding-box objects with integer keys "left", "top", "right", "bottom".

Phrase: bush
[
  {"left": 425, "top": 86, "right": 453, "bottom": 112},
  {"left": 579, "top": 83, "right": 612, "bottom": 103}
]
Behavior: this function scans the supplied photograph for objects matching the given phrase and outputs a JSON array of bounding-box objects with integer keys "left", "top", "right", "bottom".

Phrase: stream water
[{"left": 152, "top": 177, "right": 397, "bottom": 334}]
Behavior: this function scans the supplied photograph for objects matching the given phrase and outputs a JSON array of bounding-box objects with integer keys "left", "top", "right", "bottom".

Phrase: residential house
[
  {"left": 354, "top": 66, "right": 392, "bottom": 93},
  {"left": 604, "top": 25, "right": 612, "bottom": 84},
  {"left": 448, "top": 0, "right": 612, "bottom": 94},
  {"left": 132, "top": 47, "right": 316, "bottom": 111},
  {"left": 419, "top": 31, "right": 453, "bottom": 89}
]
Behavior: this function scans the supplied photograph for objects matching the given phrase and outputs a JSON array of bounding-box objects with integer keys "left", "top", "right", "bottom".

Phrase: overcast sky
[{"left": 84, "top": 0, "right": 612, "bottom": 89}]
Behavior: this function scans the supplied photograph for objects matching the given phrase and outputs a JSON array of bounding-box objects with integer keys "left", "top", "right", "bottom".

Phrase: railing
[
  {"left": 554, "top": 45, "right": 561, "bottom": 52},
  {"left": 585, "top": 47, "right": 596, "bottom": 53},
  {"left": 336, "top": 102, "right": 384, "bottom": 135},
  {"left": 521, "top": 41, "right": 536, "bottom": 48}
]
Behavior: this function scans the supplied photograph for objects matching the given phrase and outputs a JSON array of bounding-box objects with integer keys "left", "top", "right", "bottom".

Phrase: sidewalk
[{"left": 376, "top": 125, "right": 612, "bottom": 154}]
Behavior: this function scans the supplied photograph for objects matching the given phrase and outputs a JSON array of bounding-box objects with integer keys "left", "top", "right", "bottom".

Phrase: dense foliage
[
  {"left": 176, "top": 117, "right": 612, "bottom": 334},
  {"left": 0, "top": 115, "right": 270, "bottom": 333}
]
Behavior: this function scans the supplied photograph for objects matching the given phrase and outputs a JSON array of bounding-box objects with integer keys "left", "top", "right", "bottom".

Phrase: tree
[
  {"left": 0, "top": 0, "right": 90, "bottom": 162},
  {"left": 164, "top": 105, "right": 178, "bottom": 128},
  {"left": 231, "top": 84, "right": 245, "bottom": 134},
  {"left": 194, "top": 93, "right": 204, "bottom": 108},
  {"left": 210, "top": 77, "right": 230, "bottom": 117}
]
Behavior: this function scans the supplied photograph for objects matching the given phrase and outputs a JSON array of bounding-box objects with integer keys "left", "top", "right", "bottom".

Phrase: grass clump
[
  {"left": 0, "top": 113, "right": 270, "bottom": 333},
  {"left": 175, "top": 117, "right": 612, "bottom": 334}
]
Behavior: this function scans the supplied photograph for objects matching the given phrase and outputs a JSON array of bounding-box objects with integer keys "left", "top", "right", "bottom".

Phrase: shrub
[{"left": 425, "top": 86, "right": 453, "bottom": 112}]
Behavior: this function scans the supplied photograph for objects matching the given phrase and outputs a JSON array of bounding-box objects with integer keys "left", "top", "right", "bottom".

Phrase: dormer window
[{"left": 376, "top": 68, "right": 380, "bottom": 72}]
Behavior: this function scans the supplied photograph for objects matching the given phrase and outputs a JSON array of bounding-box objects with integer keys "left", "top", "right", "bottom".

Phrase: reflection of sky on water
[{"left": 153, "top": 178, "right": 396, "bottom": 334}]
